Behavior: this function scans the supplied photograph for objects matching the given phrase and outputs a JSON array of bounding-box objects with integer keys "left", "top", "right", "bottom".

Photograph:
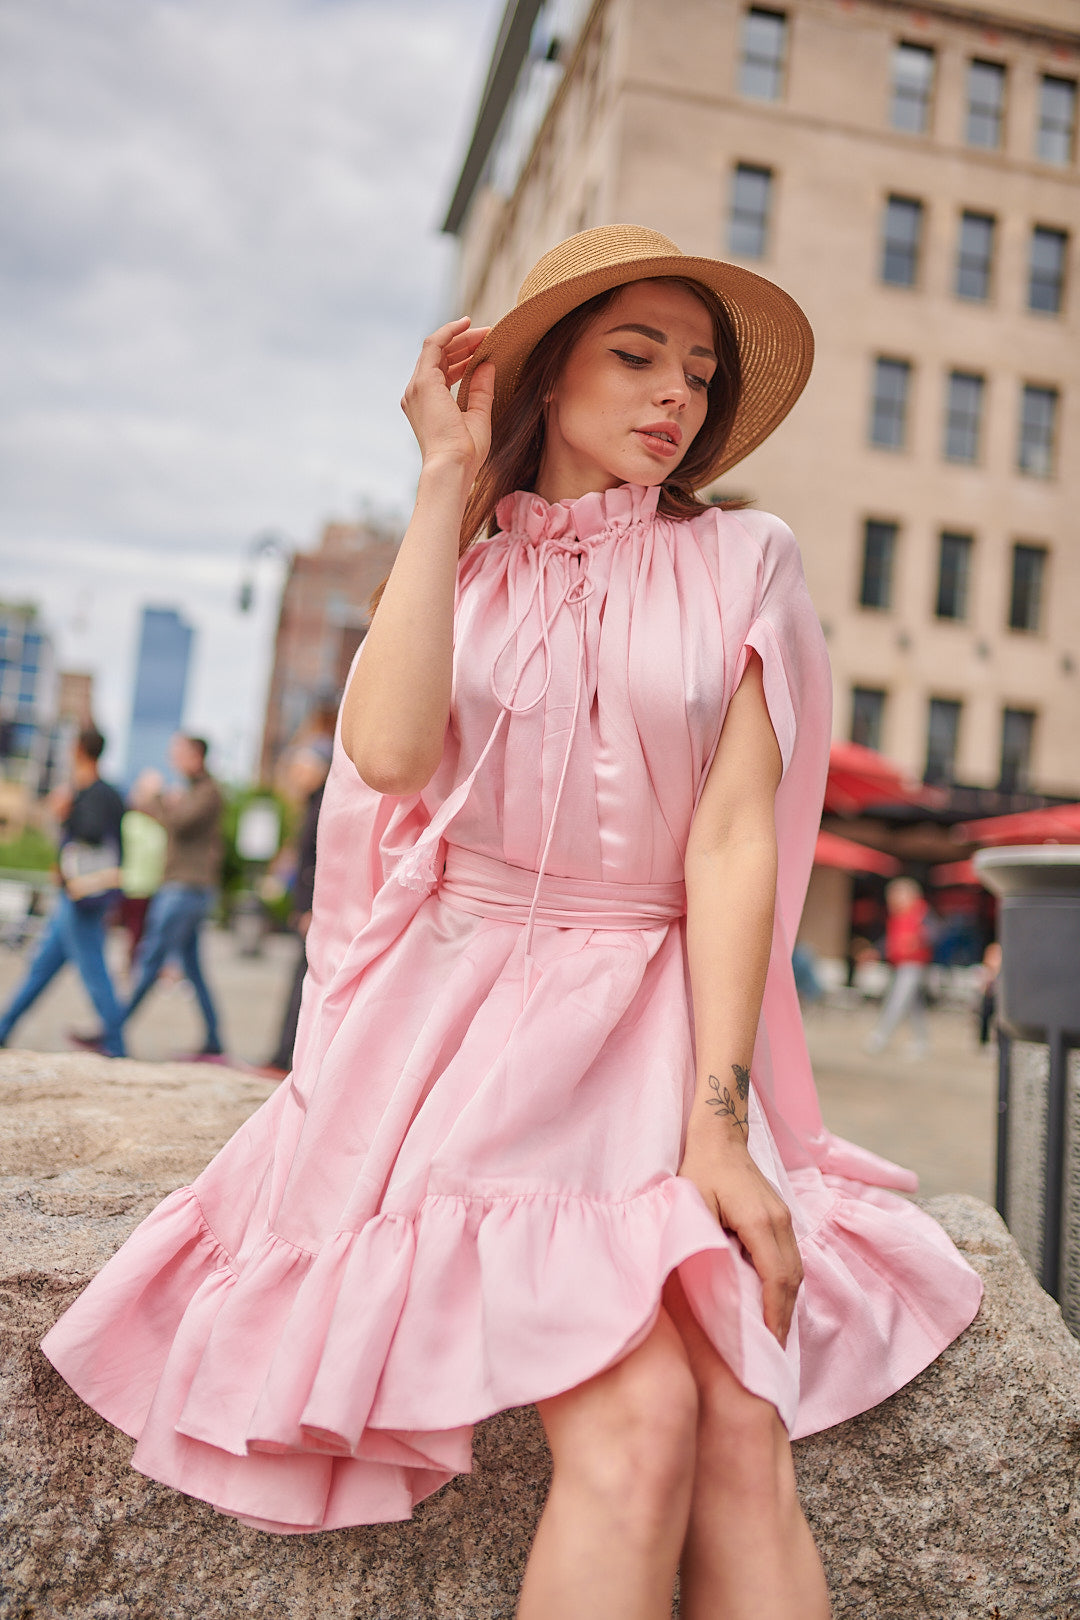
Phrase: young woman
[{"left": 43, "top": 227, "right": 983, "bottom": 1617}]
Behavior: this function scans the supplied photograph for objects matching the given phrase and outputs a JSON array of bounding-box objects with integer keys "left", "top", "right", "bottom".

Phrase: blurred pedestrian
[
  {"left": 864, "top": 877, "right": 934, "bottom": 1058},
  {"left": 977, "top": 940, "right": 1001, "bottom": 1045},
  {"left": 0, "top": 726, "right": 126, "bottom": 1057},
  {"left": 259, "top": 742, "right": 331, "bottom": 1078},
  {"left": 74, "top": 734, "right": 226, "bottom": 1059},
  {"left": 117, "top": 807, "right": 168, "bottom": 977}
]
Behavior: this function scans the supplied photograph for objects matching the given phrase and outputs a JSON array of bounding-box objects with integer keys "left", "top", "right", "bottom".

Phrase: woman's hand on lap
[
  {"left": 401, "top": 317, "right": 494, "bottom": 484},
  {"left": 678, "top": 1128, "right": 803, "bottom": 1348}
]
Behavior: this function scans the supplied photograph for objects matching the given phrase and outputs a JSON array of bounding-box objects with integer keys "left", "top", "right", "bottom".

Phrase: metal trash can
[{"left": 975, "top": 846, "right": 1080, "bottom": 1335}]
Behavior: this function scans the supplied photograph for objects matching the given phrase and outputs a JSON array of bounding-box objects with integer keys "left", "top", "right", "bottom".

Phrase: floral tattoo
[{"left": 705, "top": 1064, "right": 751, "bottom": 1134}]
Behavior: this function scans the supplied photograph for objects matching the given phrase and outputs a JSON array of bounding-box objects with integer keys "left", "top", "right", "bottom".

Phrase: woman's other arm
[
  {"left": 341, "top": 318, "right": 494, "bottom": 795},
  {"left": 681, "top": 651, "right": 803, "bottom": 1346}
]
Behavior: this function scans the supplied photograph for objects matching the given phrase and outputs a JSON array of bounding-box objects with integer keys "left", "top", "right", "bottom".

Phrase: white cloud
[{"left": 0, "top": 0, "right": 502, "bottom": 777}]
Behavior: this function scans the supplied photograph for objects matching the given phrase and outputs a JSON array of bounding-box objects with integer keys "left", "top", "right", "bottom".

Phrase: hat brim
[{"left": 458, "top": 252, "right": 814, "bottom": 485}]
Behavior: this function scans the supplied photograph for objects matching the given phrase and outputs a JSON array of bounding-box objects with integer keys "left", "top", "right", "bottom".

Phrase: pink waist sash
[{"left": 438, "top": 846, "right": 686, "bottom": 930}]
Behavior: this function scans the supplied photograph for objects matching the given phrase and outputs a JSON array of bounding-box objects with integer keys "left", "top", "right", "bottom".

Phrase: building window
[
  {"left": 1029, "top": 226, "right": 1068, "bottom": 314},
  {"left": 739, "top": 8, "right": 787, "bottom": 101},
  {"left": 851, "top": 686, "right": 887, "bottom": 752},
  {"left": 935, "top": 531, "right": 972, "bottom": 620},
  {"left": 999, "top": 708, "right": 1036, "bottom": 792},
  {"left": 1018, "top": 384, "right": 1059, "bottom": 477},
  {"left": 859, "top": 519, "right": 897, "bottom": 609},
  {"left": 1037, "top": 75, "right": 1076, "bottom": 165},
  {"left": 890, "top": 42, "right": 935, "bottom": 134},
  {"left": 870, "top": 357, "right": 911, "bottom": 449},
  {"left": 925, "top": 698, "right": 962, "bottom": 785},
  {"left": 881, "top": 195, "right": 923, "bottom": 286},
  {"left": 955, "top": 211, "right": 995, "bottom": 300},
  {"left": 1008, "top": 543, "right": 1048, "bottom": 632},
  {"left": 729, "top": 163, "right": 773, "bottom": 258},
  {"left": 944, "top": 370, "right": 985, "bottom": 463},
  {"left": 966, "top": 60, "right": 1006, "bottom": 149}
]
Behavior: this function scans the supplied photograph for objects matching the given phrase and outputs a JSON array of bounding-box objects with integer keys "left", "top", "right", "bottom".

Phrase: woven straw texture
[{"left": 458, "top": 225, "right": 814, "bottom": 486}]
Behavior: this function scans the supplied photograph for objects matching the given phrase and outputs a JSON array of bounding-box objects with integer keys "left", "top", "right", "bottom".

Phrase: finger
[
  {"left": 740, "top": 1219, "right": 801, "bottom": 1347},
  {"left": 462, "top": 357, "right": 495, "bottom": 417},
  {"left": 444, "top": 326, "right": 490, "bottom": 357}
]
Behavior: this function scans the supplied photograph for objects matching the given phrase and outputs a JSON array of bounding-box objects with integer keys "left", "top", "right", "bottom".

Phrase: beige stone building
[
  {"left": 258, "top": 519, "right": 400, "bottom": 784},
  {"left": 444, "top": 0, "right": 1080, "bottom": 814}
]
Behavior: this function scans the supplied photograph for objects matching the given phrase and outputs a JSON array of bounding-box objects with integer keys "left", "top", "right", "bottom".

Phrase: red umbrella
[
  {"left": 825, "top": 741, "right": 945, "bottom": 815},
  {"left": 954, "top": 802, "right": 1080, "bottom": 846},
  {"left": 814, "top": 829, "right": 901, "bottom": 876}
]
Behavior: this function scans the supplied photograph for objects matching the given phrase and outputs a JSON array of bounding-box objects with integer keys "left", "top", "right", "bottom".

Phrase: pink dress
[{"left": 42, "top": 484, "right": 982, "bottom": 1534}]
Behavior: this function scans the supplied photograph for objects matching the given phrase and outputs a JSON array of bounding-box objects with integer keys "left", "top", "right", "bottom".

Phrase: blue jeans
[
  {"left": 124, "top": 883, "right": 222, "bottom": 1051},
  {"left": 0, "top": 892, "right": 126, "bottom": 1056}
]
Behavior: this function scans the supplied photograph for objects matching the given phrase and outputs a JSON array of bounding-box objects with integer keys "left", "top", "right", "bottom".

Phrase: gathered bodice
[{"left": 422, "top": 484, "right": 741, "bottom": 893}]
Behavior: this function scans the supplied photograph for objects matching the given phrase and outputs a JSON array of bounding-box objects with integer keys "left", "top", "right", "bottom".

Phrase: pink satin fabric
[{"left": 42, "top": 484, "right": 983, "bottom": 1535}]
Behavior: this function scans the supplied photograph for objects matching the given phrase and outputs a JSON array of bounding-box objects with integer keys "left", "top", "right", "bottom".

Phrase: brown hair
[{"left": 372, "top": 276, "right": 743, "bottom": 613}]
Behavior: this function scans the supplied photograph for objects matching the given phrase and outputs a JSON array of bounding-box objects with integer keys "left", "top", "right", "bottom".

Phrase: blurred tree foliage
[{"left": 0, "top": 823, "right": 57, "bottom": 875}]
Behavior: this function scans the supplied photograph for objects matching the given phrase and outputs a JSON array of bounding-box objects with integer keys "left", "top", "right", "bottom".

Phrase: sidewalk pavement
[{"left": 0, "top": 923, "right": 997, "bottom": 1205}]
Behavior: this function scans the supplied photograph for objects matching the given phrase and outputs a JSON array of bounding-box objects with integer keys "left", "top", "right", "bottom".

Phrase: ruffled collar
[{"left": 495, "top": 483, "right": 662, "bottom": 546}]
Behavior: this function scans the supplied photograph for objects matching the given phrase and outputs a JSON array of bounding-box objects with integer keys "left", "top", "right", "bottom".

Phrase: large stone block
[{"left": 2, "top": 1050, "right": 1078, "bottom": 1619}]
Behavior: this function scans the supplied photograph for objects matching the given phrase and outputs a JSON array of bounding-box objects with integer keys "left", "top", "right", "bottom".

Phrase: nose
[{"left": 653, "top": 359, "right": 692, "bottom": 410}]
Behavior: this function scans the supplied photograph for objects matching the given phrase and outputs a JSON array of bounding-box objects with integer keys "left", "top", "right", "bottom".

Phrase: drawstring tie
[{"left": 393, "top": 528, "right": 596, "bottom": 1005}]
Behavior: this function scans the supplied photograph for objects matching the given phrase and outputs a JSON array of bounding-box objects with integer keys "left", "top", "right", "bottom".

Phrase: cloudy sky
[{"left": 0, "top": 0, "right": 505, "bottom": 779}]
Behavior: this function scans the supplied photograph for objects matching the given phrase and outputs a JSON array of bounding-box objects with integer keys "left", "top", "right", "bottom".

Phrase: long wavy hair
[{"left": 372, "top": 276, "right": 743, "bottom": 613}]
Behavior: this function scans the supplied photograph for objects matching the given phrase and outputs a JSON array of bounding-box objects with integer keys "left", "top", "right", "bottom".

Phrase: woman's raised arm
[{"left": 340, "top": 318, "right": 494, "bottom": 795}]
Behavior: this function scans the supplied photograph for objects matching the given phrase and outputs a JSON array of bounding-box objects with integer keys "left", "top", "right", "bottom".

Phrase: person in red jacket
[{"left": 865, "top": 877, "right": 933, "bottom": 1057}]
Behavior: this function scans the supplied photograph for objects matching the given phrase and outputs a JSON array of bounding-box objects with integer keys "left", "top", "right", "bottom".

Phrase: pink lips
[{"left": 635, "top": 421, "right": 682, "bottom": 457}]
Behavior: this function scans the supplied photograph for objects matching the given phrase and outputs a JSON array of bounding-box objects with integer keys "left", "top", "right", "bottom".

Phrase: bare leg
[
  {"left": 517, "top": 1308, "right": 699, "bottom": 1620},
  {"left": 665, "top": 1274, "right": 831, "bottom": 1620}
]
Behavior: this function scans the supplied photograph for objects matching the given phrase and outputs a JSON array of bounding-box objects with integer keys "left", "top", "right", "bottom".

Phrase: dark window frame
[
  {"left": 1008, "top": 542, "right": 1048, "bottom": 633},
  {"left": 966, "top": 58, "right": 1007, "bottom": 149},
  {"left": 944, "top": 370, "right": 985, "bottom": 464},
  {"left": 728, "top": 162, "right": 773, "bottom": 259},
  {"left": 1018, "top": 384, "right": 1059, "bottom": 478},
  {"left": 999, "top": 707, "right": 1036, "bottom": 793},
  {"left": 859, "top": 518, "right": 898, "bottom": 610},
  {"left": 1037, "top": 74, "right": 1077, "bottom": 165},
  {"left": 739, "top": 7, "right": 788, "bottom": 102},
  {"left": 851, "top": 686, "right": 887, "bottom": 752},
  {"left": 881, "top": 194, "right": 924, "bottom": 287},
  {"left": 955, "top": 210, "right": 995, "bottom": 301},
  {"left": 935, "top": 531, "right": 973, "bottom": 621},
  {"left": 890, "top": 41, "right": 935, "bottom": 134},
  {"left": 1028, "top": 225, "right": 1068, "bottom": 315},
  {"left": 870, "top": 356, "right": 912, "bottom": 449},
  {"left": 925, "top": 697, "right": 962, "bottom": 786}
]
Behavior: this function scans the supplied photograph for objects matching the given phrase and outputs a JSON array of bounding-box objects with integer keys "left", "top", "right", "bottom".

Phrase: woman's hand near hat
[
  {"left": 401, "top": 316, "right": 494, "bottom": 487},
  {"left": 341, "top": 318, "right": 492, "bottom": 796}
]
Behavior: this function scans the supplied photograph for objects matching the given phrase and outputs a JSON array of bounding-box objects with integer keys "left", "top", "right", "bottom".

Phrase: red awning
[
  {"left": 929, "top": 858, "right": 980, "bottom": 886},
  {"left": 825, "top": 741, "right": 945, "bottom": 815},
  {"left": 954, "top": 802, "right": 1080, "bottom": 846},
  {"left": 814, "top": 829, "right": 901, "bottom": 876}
]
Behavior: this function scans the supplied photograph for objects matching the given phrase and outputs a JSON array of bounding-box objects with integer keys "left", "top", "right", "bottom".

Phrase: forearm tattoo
[{"left": 705, "top": 1064, "right": 751, "bottom": 1134}]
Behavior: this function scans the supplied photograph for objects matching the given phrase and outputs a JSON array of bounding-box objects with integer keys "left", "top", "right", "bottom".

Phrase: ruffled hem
[{"left": 41, "top": 1172, "right": 981, "bottom": 1533}]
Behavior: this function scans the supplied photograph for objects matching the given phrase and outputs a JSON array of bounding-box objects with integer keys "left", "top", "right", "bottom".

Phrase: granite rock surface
[{"left": 2, "top": 1049, "right": 1079, "bottom": 1619}]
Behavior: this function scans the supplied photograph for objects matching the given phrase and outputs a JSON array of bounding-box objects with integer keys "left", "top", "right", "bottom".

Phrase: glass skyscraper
[{"left": 124, "top": 606, "right": 194, "bottom": 786}]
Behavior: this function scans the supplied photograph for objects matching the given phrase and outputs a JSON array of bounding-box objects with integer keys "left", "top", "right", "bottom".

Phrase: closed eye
[{"left": 612, "top": 349, "right": 711, "bottom": 392}]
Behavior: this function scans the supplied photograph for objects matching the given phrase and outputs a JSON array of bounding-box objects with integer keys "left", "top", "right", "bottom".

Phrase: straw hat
[{"left": 458, "top": 224, "right": 814, "bottom": 484}]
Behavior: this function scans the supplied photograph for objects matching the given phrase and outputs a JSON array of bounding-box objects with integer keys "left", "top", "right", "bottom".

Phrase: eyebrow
[{"left": 604, "top": 322, "right": 718, "bottom": 362}]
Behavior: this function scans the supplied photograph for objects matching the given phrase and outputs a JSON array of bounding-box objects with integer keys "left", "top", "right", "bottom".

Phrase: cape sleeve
[{"left": 726, "top": 509, "right": 918, "bottom": 1191}]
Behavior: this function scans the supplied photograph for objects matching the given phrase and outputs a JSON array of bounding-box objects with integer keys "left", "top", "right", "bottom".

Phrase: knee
[
  {"left": 696, "top": 1363, "right": 796, "bottom": 1507},
  {"left": 544, "top": 1320, "right": 699, "bottom": 1537}
]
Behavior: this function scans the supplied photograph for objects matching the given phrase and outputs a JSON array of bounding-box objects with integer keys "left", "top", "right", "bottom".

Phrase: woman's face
[{"left": 535, "top": 279, "right": 717, "bottom": 503}]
